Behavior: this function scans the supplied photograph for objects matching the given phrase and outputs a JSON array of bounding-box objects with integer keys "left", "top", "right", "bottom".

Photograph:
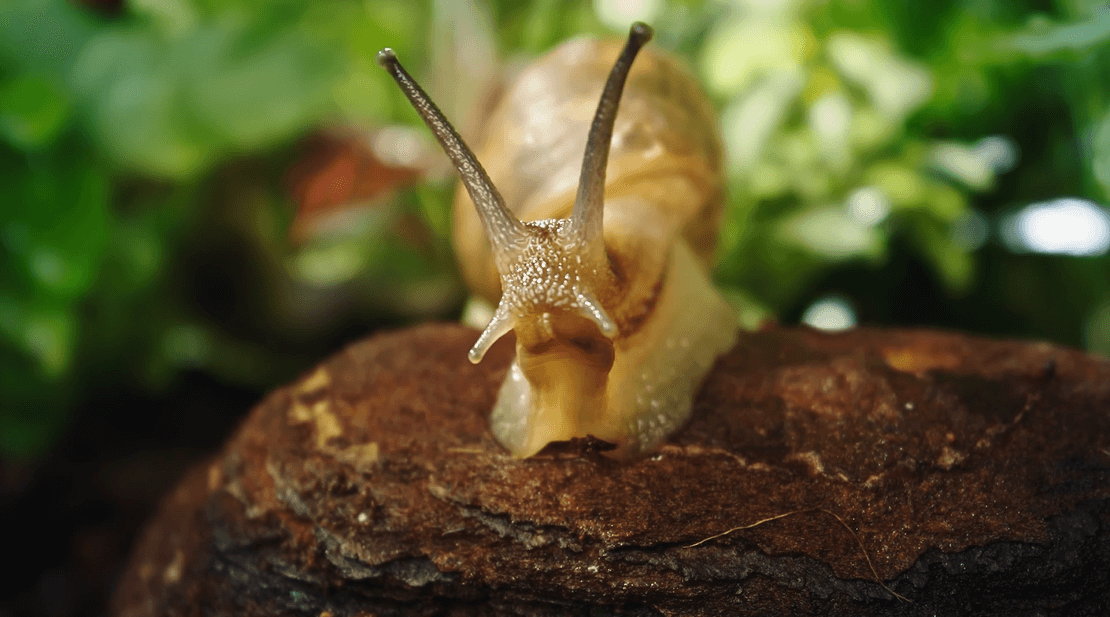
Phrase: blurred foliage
[{"left": 2, "top": 0, "right": 1110, "bottom": 457}]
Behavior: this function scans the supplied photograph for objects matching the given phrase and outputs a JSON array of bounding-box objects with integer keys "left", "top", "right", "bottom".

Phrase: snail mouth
[{"left": 511, "top": 311, "right": 618, "bottom": 456}]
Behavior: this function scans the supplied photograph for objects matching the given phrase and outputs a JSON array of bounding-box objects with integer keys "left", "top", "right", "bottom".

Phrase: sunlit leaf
[
  {"left": 1002, "top": 8, "right": 1110, "bottom": 56},
  {"left": 701, "top": 17, "right": 811, "bottom": 96},
  {"left": 130, "top": 0, "right": 198, "bottom": 34},
  {"left": 826, "top": 31, "right": 932, "bottom": 121},
  {"left": 778, "top": 206, "right": 885, "bottom": 261},
  {"left": 866, "top": 162, "right": 927, "bottom": 207}
]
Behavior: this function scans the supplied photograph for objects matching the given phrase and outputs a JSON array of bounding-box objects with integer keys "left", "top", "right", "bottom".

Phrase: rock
[{"left": 112, "top": 324, "right": 1110, "bottom": 616}]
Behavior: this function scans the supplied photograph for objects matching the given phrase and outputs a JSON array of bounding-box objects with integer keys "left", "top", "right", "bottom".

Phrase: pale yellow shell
[{"left": 454, "top": 37, "right": 725, "bottom": 303}]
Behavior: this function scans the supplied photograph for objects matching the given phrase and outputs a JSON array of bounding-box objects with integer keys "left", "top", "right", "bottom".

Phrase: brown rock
[{"left": 112, "top": 324, "right": 1110, "bottom": 616}]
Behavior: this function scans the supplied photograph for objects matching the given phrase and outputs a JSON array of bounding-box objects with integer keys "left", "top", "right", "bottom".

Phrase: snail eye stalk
[
  {"left": 570, "top": 22, "right": 654, "bottom": 248},
  {"left": 376, "top": 48, "right": 526, "bottom": 260}
]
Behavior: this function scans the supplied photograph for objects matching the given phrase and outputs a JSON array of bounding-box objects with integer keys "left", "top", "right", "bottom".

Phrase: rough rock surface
[{"left": 112, "top": 323, "right": 1110, "bottom": 616}]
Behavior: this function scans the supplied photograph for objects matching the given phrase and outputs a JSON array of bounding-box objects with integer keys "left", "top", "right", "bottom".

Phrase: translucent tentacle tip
[
  {"left": 629, "top": 22, "right": 653, "bottom": 42},
  {"left": 376, "top": 48, "right": 396, "bottom": 67}
]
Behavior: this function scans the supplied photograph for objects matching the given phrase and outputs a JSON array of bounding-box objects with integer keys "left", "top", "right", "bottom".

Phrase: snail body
[{"left": 379, "top": 24, "right": 738, "bottom": 458}]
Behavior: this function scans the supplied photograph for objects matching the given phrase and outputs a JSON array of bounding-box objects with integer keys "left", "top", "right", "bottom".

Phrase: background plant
[{"left": 3, "top": 0, "right": 1110, "bottom": 458}]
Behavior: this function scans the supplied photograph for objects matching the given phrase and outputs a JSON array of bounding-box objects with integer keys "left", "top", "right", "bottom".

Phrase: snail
[{"left": 377, "top": 22, "right": 738, "bottom": 458}]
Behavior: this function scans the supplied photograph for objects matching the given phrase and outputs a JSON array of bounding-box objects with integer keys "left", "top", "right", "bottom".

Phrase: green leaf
[
  {"left": 1086, "top": 300, "right": 1110, "bottom": 356},
  {"left": 907, "top": 214, "right": 974, "bottom": 293},
  {"left": 1092, "top": 106, "right": 1110, "bottom": 200},
  {"left": 182, "top": 22, "right": 337, "bottom": 150},
  {"left": 73, "top": 29, "right": 220, "bottom": 178},
  {"left": 0, "top": 293, "right": 78, "bottom": 379},
  {"left": 866, "top": 162, "right": 928, "bottom": 207},
  {"left": 0, "top": 75, "right": 70, "bottom": 148},
  {"left": 129, "top": 0, "right": 199, "bottom": 34},
  {"left": 73, "top": 14, "right": 342, "bottom": 178},
  {"left": 3, "top": 164, "right": 111, "bottom": 300},
  {"left": 1002, "top": 8, "right": 1110, "bottom": 57},
  {"left": 0, "top": 0, "right": 96, "bottom": 75},
  {"left": 778, "top": 206, "right": 885, "bottom": 261}
]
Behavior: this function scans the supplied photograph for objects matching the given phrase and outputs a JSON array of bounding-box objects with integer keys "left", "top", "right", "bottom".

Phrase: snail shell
[{"left": 379, "top": 24, "right": 738, "bottom": 458}]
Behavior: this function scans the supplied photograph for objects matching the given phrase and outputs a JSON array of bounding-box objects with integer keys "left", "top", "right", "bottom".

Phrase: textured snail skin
[{"left": 454, "top": 36, "right": 739, "bottom": 458}]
